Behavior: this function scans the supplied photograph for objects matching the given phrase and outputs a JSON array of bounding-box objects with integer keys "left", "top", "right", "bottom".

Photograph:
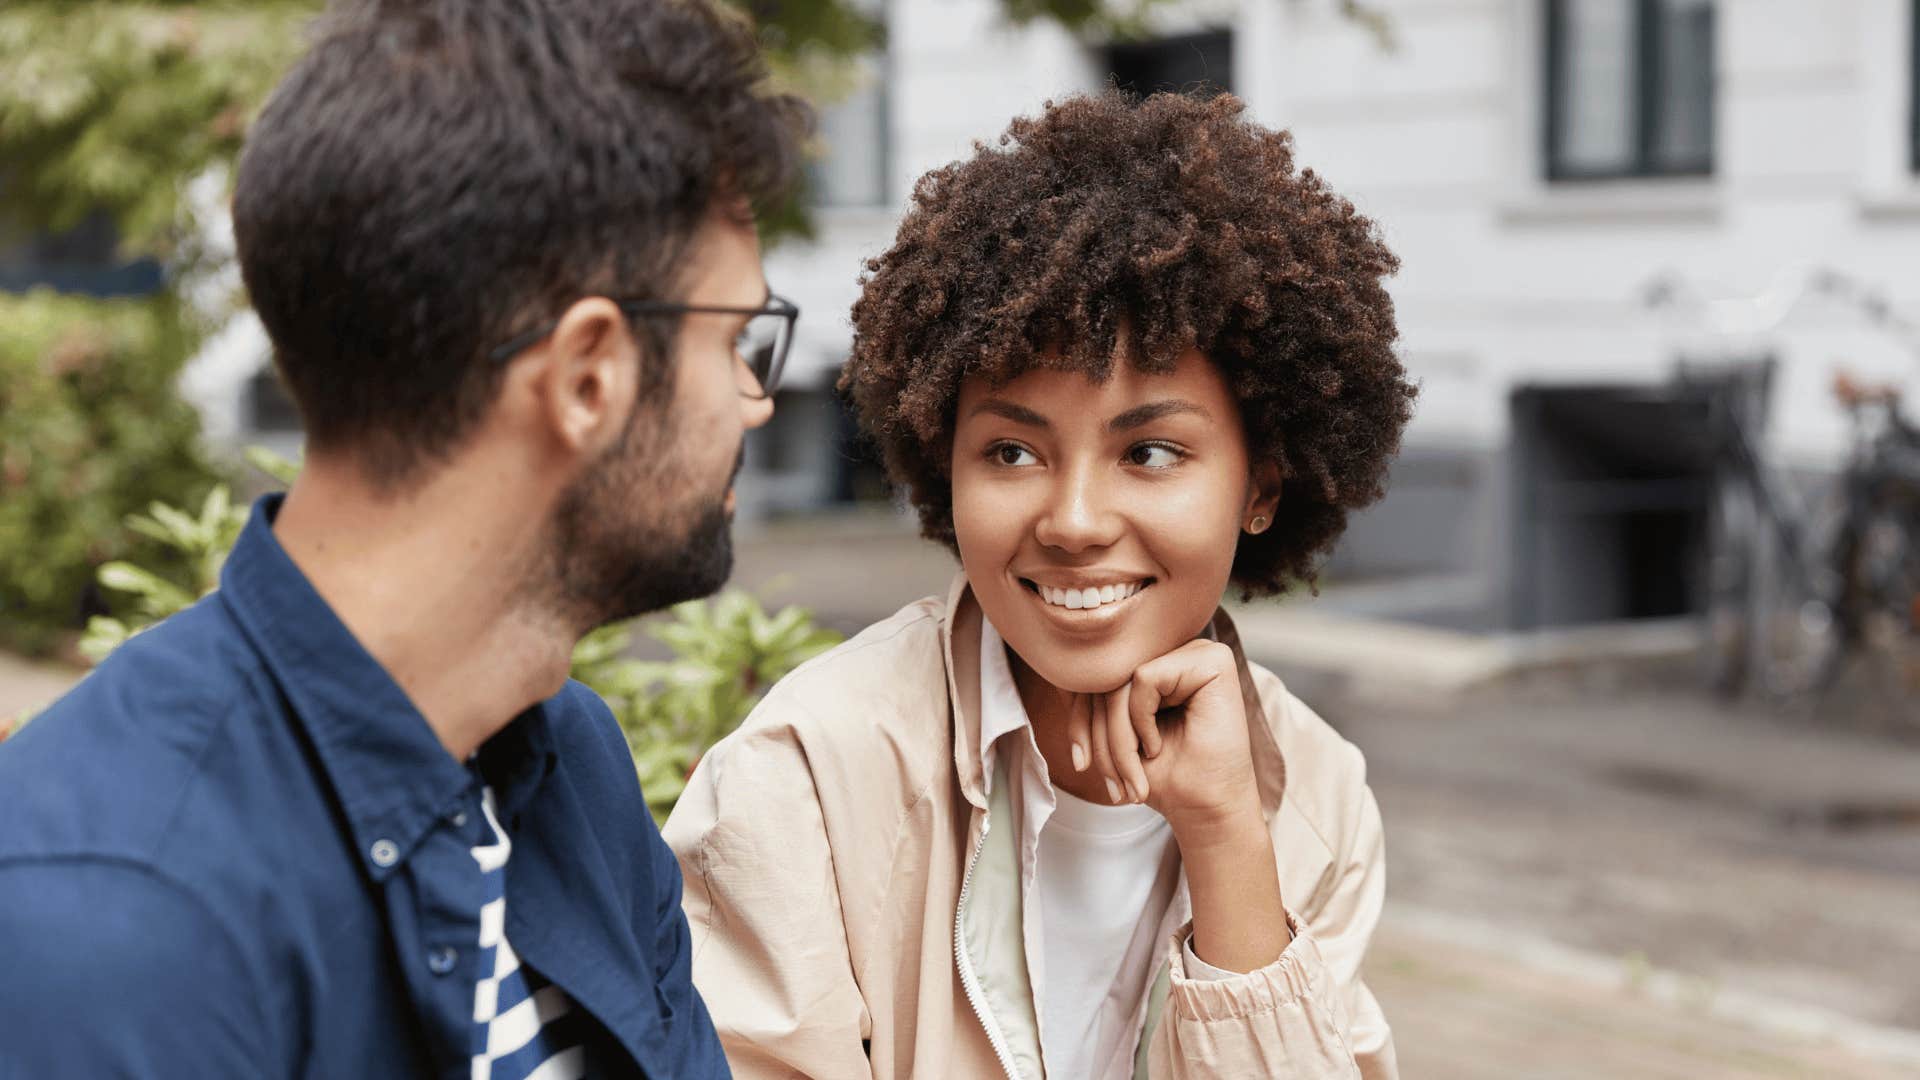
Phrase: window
[
  {"left": 247, "top": 365, "right": 303, "bottom": 434},
  {"left": 0, "top": 209, "right": 161, "bottom": 296},
  {"left": 809, "top": 58, "right": 889, "bottom": 208},
  {"left": 1105, "top": 30, "right": 1233, "bottom": 99},
  {"left": 1544, "top": 0, "right": 1715, "bottom": 180}
]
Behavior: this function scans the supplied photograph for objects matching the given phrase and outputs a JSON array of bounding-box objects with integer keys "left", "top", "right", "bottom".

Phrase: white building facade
[{"left": 185, "top": 0, "right": 1920, "bottom": 630}]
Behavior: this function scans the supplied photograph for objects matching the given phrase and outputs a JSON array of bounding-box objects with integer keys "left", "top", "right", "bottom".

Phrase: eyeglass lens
[{"left": 739, "top": 311, "right": 792, "bottom": 395}]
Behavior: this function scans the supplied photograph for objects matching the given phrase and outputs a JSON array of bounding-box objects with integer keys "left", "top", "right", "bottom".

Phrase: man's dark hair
[
  {"left": 234, "top": 0, "right": 810, "bottom": 485},
  {"left": 841, "top": 90, "right": 1415, "bottom": 596}
]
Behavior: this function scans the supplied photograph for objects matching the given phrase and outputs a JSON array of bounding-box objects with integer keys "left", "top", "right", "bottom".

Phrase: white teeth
[{"left": 1036, "top": 581, "right": 1148, "bottom": 610}]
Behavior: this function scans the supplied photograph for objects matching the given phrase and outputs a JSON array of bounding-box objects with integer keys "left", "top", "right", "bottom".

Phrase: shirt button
[
  {"left": 450, "top": 810, "right": 469, "bottom": 828},
  {"left": 369, "top": 839, "right": 399, "bottom": 868},
  {"left": 427, "top": 946, "right": 458, "bottom": 976}
]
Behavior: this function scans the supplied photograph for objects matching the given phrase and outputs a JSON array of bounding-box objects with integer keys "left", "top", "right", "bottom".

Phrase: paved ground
[
  {"left": 8, "top": 511, "right": 1919, "bottom": 1074},
  {"left": 0, "top": 651, "right": 83, "bottom": 731},
  {"left": 1366, "top": 912, "right": 1917, "bottom": 1079}
]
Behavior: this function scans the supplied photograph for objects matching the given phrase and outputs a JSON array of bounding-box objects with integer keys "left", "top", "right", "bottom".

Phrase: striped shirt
[{"left": 471, "top": 786, "right": 587, "bottom": 1080}]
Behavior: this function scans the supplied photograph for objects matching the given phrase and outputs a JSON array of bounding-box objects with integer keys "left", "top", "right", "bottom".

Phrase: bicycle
[
  {"left": 1652, "top": 267, "right": 1920, "bottom": 727},
  {"left": 1693, "top": 365, "right": 1920, "bottom": 724}
]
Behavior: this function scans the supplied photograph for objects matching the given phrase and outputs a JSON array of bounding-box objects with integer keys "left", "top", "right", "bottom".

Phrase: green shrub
[
  {"left": 0, "top": 289, "right": 220, "bottom": 655},
  {"left": 574, "top": 591, "right": 842, "bottom": 822}
]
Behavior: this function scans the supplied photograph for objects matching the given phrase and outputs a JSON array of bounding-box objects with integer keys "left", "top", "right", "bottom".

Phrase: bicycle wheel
[
  {"left": 1750, "top": 487, "right": 1847, "bottom": 704},
  {"left": 1698, "top": 474, "right": 1757, "bottom": 696},
  {"left": 1848, "top": 498, "right": 1920, "bottom": 727}
]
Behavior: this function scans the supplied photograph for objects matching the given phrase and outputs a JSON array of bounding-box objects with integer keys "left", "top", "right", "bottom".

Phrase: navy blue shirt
[{"left": 0, "top": 495, "right": 728, "bottom": 1078}]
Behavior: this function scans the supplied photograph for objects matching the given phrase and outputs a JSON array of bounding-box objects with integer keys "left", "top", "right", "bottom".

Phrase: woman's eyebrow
[
  {"left": 1107, "top": 400, "right": 1208, "bottom": 432},
  {"left": 968, "top": 399, "right": 1050, "bottom": 428}
]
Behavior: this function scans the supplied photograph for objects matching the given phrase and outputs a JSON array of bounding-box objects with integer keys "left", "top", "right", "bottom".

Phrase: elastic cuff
[{"left": 1165, "top": 911, "right": 1329, "bottom": 1022}]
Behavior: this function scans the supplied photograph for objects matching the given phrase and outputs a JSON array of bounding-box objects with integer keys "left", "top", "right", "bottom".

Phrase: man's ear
[
  {"left": 1244, "top": 458, "right": 1284, "bottom": 534},
  {"left": 528, "top": 297, "right": 641, "bottom": 456}
]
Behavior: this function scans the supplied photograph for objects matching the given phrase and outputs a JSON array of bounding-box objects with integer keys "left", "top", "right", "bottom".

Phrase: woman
[{"left": 663, "top": 91, "right": 1413, "bottom": 1079}]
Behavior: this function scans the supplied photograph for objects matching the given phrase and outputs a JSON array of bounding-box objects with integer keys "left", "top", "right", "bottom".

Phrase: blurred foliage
[
  {"left": 573, "top": 591, "right": 843, "bottom": 823},
  {"left": 0, "top": 288, "right": 220, "bottom": 655},
  {"left": 0, "top": 0, "right": 1214, "bottom": 275},
  {"left": 57, "top": 451, "right": 842, "bottom": 819}
]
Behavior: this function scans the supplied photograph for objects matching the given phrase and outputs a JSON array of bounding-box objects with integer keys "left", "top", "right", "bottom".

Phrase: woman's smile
[{"left": 1018, "top": 574, "right": 1156, "bottom": 625}]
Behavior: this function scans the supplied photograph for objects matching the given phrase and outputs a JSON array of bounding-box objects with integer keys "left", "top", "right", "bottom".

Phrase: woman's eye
[
  {"left": 990, "top": 443, "right": 1037, "bottom": 467},
  {"left": 1128, "top": 443, "right": 1182, "bottom": 468}
]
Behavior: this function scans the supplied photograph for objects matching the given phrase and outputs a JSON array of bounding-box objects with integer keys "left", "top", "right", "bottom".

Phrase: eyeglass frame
[{"left": 486, "top": 294, "right": 800, "bottom": 400}]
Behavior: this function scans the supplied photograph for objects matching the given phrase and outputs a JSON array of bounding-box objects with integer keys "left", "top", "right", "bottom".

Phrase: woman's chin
[{"left": 1018, "top": 649, "right": 1145, "bottom": 697}]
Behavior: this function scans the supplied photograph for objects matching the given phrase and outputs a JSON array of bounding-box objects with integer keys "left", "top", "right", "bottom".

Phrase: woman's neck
[{"left": 1007, "top": 647, "right": 1118, "bottom": 806}]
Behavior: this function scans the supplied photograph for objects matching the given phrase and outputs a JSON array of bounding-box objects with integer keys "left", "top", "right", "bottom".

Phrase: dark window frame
[
  {"left": 1543, "top": 0, "right": 1717, "bottom": 182},
  {"left": 1910, "top": 0, "right": 1919, "bottom": 172}
]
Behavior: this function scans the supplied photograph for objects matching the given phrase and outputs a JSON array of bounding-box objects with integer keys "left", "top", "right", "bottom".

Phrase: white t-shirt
[
  {"left": 1036, "top": 784, "right": 1176, "bottom": 1080},
  {"left": 979, "top": 617, "right": 1228, "bottom": 1080}
]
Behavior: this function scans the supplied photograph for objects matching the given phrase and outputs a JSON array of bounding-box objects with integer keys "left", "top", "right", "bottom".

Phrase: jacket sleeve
[
  {"left": 661, "top": 723, "right": 876, "bottom": 1079},
  {"left": 1312, "top": 783, "right": 1397, "bottom": 1079},
  {"left": 1147, "top": 914, "right": 1364, "bottom": 1080},
  {"left": 1148, "top": 754, "right": 1397, "bottom": 1079}
]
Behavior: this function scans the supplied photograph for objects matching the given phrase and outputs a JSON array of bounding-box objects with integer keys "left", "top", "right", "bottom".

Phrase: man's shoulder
[
  {"left": 0, "top": 596, "right": 283, "bottom": 866},
  {"left": 0, "top": 854, "right": 277, "bottom": 1072}
]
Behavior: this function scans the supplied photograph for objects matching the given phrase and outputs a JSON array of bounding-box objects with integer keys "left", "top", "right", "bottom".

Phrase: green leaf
[
  {"left": 78, "top": 615, "right": 133, "bottom": 664},
  {"left": 245, "top": 445, "right": 302, "bottom": 486},
  {"left": 96, "top": 560, "right": 195, "bottom": 614}
]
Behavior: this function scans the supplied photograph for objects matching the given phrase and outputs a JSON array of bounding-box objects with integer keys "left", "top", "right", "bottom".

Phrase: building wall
[
  {"left": 183, "top": 0, "right": 1920, "bottom": 626},
  {"left": 759, "top": 0, "right": 1920, "bottom": 626}
]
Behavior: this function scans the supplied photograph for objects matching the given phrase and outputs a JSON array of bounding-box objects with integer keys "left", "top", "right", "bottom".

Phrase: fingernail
[
  {"left": 1127, "top": 781, "right": 1145, "bottom": 803},
  {"left": 1105, "top": 779, "right": 1123, "bottom": 804},
  {"left": 1071, "top": 743, "right": 1089, "bottom": 772}
]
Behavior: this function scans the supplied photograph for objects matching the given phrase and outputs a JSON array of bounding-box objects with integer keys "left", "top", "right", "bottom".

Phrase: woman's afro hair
[{"left": 839, "top": 90, "right": 1416, "bottom": 596}]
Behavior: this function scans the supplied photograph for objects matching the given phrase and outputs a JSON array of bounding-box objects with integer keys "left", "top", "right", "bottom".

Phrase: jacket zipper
[{"left": 954, "top": 810, "right": 1022, "bottom": 1080}]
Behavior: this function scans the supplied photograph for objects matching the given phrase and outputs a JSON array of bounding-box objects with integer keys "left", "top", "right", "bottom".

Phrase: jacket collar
[
  {"left": 937, "top": 572, "right": 1287, "bottom": 820},
  {"left": 219, "top": 494, "right": 555, "bottom": 881}
]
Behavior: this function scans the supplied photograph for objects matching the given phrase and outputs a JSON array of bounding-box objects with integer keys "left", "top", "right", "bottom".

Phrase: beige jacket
[{"left": 664, "top": 578, "right": 1397, "bottom": 1079}]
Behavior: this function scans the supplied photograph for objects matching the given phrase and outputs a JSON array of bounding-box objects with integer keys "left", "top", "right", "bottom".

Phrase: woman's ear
[{"left": 1243, "top": 459, "right": 1284, "bottom": 535}]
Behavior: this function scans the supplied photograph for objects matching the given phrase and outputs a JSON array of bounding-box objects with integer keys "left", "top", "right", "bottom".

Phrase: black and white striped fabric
[{"left": 470, "top": 787, "right": 587, "bottom": 1080}]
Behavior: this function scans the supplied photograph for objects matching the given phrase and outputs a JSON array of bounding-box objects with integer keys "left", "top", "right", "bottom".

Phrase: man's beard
[{"left": 546, "top": 404, "right": 743, "bottom": 630}]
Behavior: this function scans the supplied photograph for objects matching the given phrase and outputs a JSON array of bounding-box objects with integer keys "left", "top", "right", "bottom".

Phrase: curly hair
[{"left": 840, "top": 90, "right": 1415, "bottom": 596}]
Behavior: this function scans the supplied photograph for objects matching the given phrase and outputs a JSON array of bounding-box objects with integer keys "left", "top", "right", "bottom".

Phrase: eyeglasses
[{"left": 487, "top": 294, "right": 800, "bottom": 399}]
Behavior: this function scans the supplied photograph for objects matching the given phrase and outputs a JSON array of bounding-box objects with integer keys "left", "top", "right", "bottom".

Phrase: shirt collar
[
  {"left": 977, "top": 614, "right": 1032, "bottom": 779},
  {"left": 219, "top": 494, "right": 554, "bottom": 881}
]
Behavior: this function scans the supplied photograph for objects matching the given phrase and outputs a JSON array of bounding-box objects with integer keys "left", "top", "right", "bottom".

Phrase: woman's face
[{"left": 951, "top": 349, "right": 1277, "bottom": 694}]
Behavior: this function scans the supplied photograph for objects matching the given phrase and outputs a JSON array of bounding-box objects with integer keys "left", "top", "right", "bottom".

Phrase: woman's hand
[
  {"left": 1066, "top": 638, "right": 1261, "bottom": 836},
  {"left": 1065, "top": 638, "right": 1291, "bottom": 972}
]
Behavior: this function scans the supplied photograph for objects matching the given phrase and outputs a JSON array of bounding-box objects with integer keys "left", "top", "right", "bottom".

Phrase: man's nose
[{"left": 740, "top": 388, "right": 774, "bottom": 430}]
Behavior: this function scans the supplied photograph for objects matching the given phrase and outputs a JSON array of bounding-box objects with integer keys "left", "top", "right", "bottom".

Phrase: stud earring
[{"left": 1249, "top": 515, "right": 1268, "bottom": 534}]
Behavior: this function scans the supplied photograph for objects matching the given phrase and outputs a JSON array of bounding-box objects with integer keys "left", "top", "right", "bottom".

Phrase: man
[{"left": 0, "top": 0, "right": 808, "bottom": 1075}]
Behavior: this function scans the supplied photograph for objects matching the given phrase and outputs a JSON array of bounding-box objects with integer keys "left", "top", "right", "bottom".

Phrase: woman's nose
[{"left": 1032, "top": 464, "right": 1123, "bottom": 553}]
